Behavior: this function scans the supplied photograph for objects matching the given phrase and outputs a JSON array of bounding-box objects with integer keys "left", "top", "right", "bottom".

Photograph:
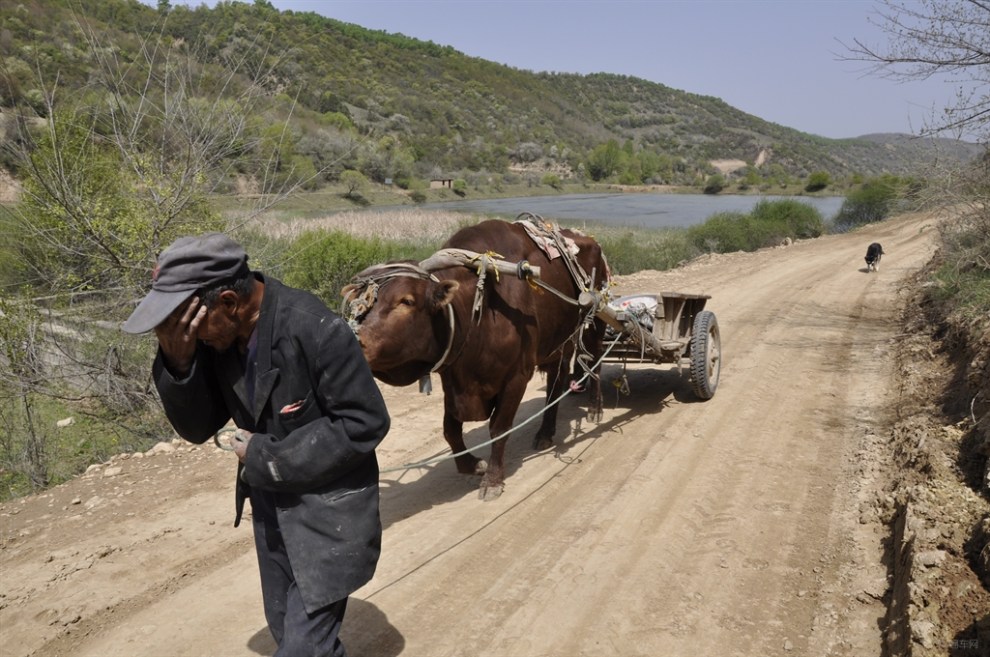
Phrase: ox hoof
[
  {"left": 455, "top": 456, "right": 487, "bottom": 476},
  {"left": 533, "top": 435, "right": 554, "bottom": 451},
  {"left": 478, "top": 482, "right": 504, "bottom": 501}
]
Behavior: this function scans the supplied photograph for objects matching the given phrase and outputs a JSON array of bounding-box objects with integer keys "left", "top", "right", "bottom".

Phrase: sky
[{"left": 172, "top": 0, "right": 965, "bottom": 140}]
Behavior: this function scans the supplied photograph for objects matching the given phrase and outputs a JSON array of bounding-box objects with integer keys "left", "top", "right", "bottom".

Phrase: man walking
[{"left": 123, "top": 232, "right": 390, "bottom": 657}]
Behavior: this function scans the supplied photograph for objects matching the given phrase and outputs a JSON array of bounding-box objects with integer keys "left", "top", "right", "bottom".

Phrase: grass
[
  {"left": 928, "top": 203, "right": 990, "bottom": 324},
  {"left": 561, "top": 223, "right": 695, "bottom": 276},
  {"left": 0, "top": 384, "right": 166, "bottom": 501}
]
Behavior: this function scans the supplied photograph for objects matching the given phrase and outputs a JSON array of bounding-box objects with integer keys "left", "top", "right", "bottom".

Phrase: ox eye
[{"left": 399, "top": 296, "right": 416, "bottom": 307}]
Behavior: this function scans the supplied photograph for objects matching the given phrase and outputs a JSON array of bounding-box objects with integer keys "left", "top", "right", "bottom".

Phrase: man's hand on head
[{"left": 154, "top": 296, "right": 206, "bottom": 376}]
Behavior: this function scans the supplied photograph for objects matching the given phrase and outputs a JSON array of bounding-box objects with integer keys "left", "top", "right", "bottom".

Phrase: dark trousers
[{"left": 250, "top": 489, "right": 349, "bottom": 657}]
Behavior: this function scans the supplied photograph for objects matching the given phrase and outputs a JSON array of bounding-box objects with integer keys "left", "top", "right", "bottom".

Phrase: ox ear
[{"left": 430, "top": 280, "right": 459, "bottom": 311}]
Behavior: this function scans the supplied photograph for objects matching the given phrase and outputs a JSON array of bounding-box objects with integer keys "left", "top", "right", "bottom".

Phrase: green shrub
[
  {"left": 281, "top": 229, "right": 432, "bottom": 307},
  {"left": 687, "top": 200, "right": 825, "bottom": 254},
  {"left": 687, "top": 211, "right": 749, "bottom": 252},
  {"left": 749, "top": 199, "right": 825, "bottom": 239},
  {"left": 594, "top": 228, "right": 695, "bottom": 276},
  {"left": 282, "top": 230, "right": 392, "bottom": 306},
  {"left": 452, "top": 179, "right": 467, "bottom": 196},
  {"left": 805, "top": 171, "right": 831, "bottom": 192},
  {"left": 340, "top": 170, "right": 369, "bottom": 199},
  {"left": 703, "top": 174, "right": 726, "bottom": 194},
  {"left": 541, "top": 173, "right": 563, "bottom": 190},
  {"left": 832, "top": 177, "right": 900, "bottom": 231}
]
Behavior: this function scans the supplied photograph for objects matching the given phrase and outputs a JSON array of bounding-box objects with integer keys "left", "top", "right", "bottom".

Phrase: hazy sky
[{"left": 173, "top": 0, "right": 963, "bottom": 140}]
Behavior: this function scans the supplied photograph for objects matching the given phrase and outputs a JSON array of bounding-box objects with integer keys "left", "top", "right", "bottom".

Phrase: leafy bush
[
  {"left": 282, "top": 230, "right": 391, "bottom": 306},
  {"left": 452, "top": 179, "right": 468, "bottom": 196},
  {"left": 703, "top": 174, "right": 726, "bottom": 194},
  {"left": 340, "top": 170, "right": 369, "bottom": 199},
  {"left": 281, "top": 229, "right": 432, "bottom": 307},
  {"left": 932, "top": 259, "right": 990, "bottom": 320},
  {"left": 687, "top": 200, "right": 825, "bottom": 253},
  {"left": 541, "top": 173, "right": 563, "bottom": 190},
  {"left": 749, "top": 199, "right": 825, "bottom": 239},
  {"left": 831, "top": 176, "right": 900, "bottom": 231},
  {"left": 687, "top": 211, "right": 749, "bottom": 251},
  {"left": 5, "top": 107, "right": 223, "bottom": 296},
  {"left": 586, "top": 140, "right": 624, "bottom": 181},
  {"left": 594, "top": 228, "right": 695, "bottom": 276},
  {"left": 805, "top": 171, "right": 831, "bottom": 192}
]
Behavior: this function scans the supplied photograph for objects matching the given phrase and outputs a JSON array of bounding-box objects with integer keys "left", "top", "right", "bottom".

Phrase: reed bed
[{"left": 237, "top": 208, "right": 482, "bottom": 246}]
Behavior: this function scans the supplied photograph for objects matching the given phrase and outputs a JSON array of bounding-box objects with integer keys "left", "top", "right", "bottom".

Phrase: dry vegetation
[{"left": 240, "top": 208, "right": 479, "bottom": 244}]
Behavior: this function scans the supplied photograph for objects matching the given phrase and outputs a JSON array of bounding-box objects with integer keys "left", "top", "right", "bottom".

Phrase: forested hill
[{"left": 0, "top": 0, "right": 981, "bottom": 189}]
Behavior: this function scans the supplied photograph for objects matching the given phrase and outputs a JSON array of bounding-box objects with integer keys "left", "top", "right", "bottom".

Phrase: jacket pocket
[
  {"left": 279, "top": 391, "right": 314, "bottom": 420},
  {"left": 276, "top": 391, "right": 319, "bottom": 433}
]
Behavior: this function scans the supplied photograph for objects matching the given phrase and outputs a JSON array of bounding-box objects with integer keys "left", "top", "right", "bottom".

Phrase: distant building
[{"left": 430, "top": 178, "right": 453, "bottom": 189}]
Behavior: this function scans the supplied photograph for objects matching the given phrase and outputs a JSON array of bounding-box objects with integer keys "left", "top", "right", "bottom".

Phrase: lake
[{"left": 414, "top": 193, "right": 845, "bottom": 229}]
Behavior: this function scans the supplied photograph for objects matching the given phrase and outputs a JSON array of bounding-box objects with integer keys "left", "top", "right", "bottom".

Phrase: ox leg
[
  {"left": 479, "top": 434, "right": 508, "bottom": 502},
  {"left": 532, "top": 360, "right": 566, "bottom": 451},
  {"left": 479, "top": 381, "right": 530, "bottom": 501},
  {"left": 443, "top": 414, "right": 486, "bottom": 476}
]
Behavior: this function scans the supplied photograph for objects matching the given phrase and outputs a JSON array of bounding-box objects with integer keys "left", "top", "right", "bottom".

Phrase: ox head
[{"left": 342, "top": 262, "right": 460, "bottom": 386}]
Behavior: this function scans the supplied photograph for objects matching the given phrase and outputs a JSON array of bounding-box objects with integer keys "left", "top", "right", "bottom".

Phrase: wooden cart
[{"left": 581, "top": 291, "right": 721, "bottom": 400}]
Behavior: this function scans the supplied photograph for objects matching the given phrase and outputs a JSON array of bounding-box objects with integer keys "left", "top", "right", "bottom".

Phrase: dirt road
[{"left": 1, "top": 211, "right": 942, "bottom": 657}]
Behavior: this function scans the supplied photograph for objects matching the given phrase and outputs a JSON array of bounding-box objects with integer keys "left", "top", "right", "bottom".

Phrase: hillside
[{"left": 0, "top": 0, "right": 981, "bottom": 193}]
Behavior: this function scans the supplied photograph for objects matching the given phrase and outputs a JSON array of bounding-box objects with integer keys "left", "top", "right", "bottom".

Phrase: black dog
[{"left": 865, "top": 242, "right": 884, "bottom": 272}]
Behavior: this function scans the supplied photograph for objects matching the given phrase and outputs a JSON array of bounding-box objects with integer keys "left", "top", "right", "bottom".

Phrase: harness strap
[
  {"left": 344, "top": 262, "right": 458, "bottom": 374},
  {"left": 431, "top": 301, "right": 456, "bottom": 373}
]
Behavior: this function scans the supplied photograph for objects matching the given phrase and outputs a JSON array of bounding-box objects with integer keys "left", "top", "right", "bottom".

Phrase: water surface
[{"left": 415, "top": 193, "right": 844, "bottom": 229}]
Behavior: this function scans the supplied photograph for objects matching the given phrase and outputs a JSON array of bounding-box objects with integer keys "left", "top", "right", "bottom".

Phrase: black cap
[{"left": 122, "top": 233, "right": 249, "bottom": 334}]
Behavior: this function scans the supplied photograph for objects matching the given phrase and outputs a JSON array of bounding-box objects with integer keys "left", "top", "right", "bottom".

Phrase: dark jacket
[{"left": 153, "top": 275, "right": 390, "bottom": 613}]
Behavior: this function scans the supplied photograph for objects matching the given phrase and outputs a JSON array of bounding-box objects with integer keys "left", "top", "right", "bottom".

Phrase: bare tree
[
  {"left": 0, "top": 10, "right": 314, "bottom": 497},
  {"left": 842, "top": 0, "right": 990, "bottom": 142}
]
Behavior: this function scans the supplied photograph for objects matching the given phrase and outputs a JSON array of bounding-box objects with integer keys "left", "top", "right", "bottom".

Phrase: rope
[
  {"left": 343, "top": 262, "right": 458, "bottom": 373},
  {"left": 379, "top": 331, "right": 623, "bottom": 474},
  {"left": 430, "top": 302, "right": 456, "bottom": 373}
]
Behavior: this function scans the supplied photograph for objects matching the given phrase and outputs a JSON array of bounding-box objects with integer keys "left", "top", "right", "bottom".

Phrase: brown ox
[{"left": 343, "top": 219, "right": 610, "bottom": 499}]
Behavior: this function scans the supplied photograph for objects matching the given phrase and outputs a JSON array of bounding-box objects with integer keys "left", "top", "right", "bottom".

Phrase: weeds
[{"left": 569, "top": 224, "right": 695, "bottom": 276}]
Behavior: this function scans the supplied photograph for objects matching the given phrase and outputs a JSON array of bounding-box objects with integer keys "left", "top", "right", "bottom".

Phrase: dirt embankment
[
  {"left": 879, "top": 270, "right": 990, "bottom": 655},
  {"left": 0, "top": 209, "right": 988, "bottom": 657}
]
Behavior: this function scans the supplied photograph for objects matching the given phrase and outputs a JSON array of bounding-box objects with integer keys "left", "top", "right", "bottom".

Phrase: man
[{"left": 122, "top": 233, "right": 390, "bottom": 657}]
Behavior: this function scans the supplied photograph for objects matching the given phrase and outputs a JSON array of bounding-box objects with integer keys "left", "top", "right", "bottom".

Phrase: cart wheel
[{"left": 690, "top": 310, "right": 721, "bottom": 400}]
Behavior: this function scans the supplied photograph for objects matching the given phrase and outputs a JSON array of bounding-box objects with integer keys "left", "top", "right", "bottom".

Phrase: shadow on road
[
  {"left": 376, "top": 363, "right": 690, "bottom": 528},
  {"left": 246, "top": 598, "right": 404, "bottom": 657}
]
